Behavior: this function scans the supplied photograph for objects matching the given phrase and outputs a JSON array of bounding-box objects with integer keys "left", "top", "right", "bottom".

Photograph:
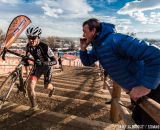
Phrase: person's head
[
  {"left": 26, "top": 26, "right": 42, "bottom": 46},
  {"left": 82, "top": 18, "right": 101, "bottom": 43}
]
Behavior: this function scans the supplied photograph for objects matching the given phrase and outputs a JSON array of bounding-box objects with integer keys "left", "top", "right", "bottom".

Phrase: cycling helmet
[{"left": 26, "top": 26, "right": 42, "bottom": 37}]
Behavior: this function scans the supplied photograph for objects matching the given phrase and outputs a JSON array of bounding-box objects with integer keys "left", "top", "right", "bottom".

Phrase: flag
[{"left": 3, "top": 15, "right": 31, "bottom": 49}]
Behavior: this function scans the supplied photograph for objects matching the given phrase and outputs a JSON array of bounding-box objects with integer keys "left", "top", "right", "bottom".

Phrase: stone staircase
[{"left": 0, "top": 66, "right": 130, "bottom": 130}]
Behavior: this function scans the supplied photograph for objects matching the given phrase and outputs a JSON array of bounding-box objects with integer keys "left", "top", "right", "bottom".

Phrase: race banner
[{"left": 3, "top": 15, "right": 31, "bottom": 49}]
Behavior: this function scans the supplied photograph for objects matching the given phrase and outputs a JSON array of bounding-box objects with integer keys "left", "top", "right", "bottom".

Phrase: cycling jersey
[
  {"left": 26, "top": 42, "right": 56, "bottom": 84},
  {"left": 26, "top": 42, "right": 56, "bottom": 66}
]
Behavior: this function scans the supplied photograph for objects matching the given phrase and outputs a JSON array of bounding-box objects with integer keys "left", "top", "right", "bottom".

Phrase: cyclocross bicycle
[{"left": 0, "top": 48, "right": 34, "bottom": 108}]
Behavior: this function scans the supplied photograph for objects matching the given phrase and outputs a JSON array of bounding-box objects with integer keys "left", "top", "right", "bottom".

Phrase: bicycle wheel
[{"left": 0, "top": 71, "right": 18, "bottom": 102}]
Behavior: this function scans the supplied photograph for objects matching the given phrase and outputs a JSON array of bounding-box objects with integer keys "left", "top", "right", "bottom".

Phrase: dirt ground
[{"left": 0, "top": 66, "right": 127, "bottom": 130}]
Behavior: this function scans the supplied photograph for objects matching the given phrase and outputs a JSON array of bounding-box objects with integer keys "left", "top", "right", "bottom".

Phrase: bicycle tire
[
  {"left": 0, "top": 71, "right": 18, "bottom": 101},
  {"left": 0, "top": 100, "right": 3, "bottom": 109}
]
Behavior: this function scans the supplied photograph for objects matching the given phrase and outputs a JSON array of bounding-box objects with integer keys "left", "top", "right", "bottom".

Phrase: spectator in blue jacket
[{"left": 80, "top": 18, "right": 160, "bottom": 125}]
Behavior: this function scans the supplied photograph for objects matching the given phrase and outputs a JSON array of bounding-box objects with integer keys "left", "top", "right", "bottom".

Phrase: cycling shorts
[{"left": 30, "top": 65, "right": 53, "bottom": 85}]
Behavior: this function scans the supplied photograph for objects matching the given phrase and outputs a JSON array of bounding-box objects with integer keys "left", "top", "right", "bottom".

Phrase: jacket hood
[{"left": 93, "top": 22, "right": 116, "bottom": 44}]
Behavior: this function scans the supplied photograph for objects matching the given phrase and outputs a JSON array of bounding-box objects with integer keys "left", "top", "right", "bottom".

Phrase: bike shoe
[{"left": 48, "top": 87, "right": 55, "bottom": 97}]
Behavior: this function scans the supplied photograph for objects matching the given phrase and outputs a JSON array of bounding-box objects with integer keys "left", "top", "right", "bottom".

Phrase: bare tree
[
  {"left": 126, "top": 32, "right": 136, "bottom": 37},
  {"left": 145, "top": 39, "right": 160, "bottom": 47},
  {"left": 42, "top": 36, "right": 60, "bottom": 50},
  {"left": 69, "top": 40, "right": 75, "bottom": 51}
]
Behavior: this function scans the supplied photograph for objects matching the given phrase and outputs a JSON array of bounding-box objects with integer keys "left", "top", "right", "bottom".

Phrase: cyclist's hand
[
  {"left": 24, "top": 60, "right": 30, "bottom": 66},
  {"left": 23, "top": 55, "right": 29, "bottom": 60},
  {"left": 23, "top": 56, "right": 30, "bottom": 66},
  {"left": 43, "top": 61, "right": 57, "bottom": 66},
  {"left": 43, "top": 61, "right": 48, "bottom": 66},
  {"left": 35, "top": 59, "right": 42, "bottom": 66}
]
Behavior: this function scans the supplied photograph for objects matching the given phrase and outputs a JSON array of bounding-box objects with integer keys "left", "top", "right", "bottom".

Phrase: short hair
[{"left": 83, "top": 18, "right": 101, "bottom": 32}]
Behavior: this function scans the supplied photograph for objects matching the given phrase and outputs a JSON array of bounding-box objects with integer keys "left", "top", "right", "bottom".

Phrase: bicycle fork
[
  {"left": 3, "top": 75, "right": 18, "bottom": 101},
  {"left": 0, "top": 74, "right": 18, "bottom": 109}
]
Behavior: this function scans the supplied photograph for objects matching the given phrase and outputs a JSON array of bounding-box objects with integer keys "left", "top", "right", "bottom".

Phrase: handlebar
[
  {"left": 2, "top": 48, "right": 7, "bottom": 60},
  {"left": 0, "top": 48, "right": 57, "bottom": 66},
  {"left": 0, "top": 48, "right": 34, "bottom": 61}
]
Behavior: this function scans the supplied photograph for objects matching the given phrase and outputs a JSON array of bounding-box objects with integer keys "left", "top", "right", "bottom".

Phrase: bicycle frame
[
  {"left": 16, "top": 59, "right": 33, "bottom": 94},
  {"left": 0, "top": 48, "right": 34, "bottom": 103}
]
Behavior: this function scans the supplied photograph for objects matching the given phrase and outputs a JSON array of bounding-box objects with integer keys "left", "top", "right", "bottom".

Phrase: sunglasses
[{"left": 28, "top": 36, "right": 37, "bottom": 40}]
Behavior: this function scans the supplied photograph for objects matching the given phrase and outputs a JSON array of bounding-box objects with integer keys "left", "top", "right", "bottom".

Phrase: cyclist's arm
[
  {"left": 44, "top": 46, "right": 57, "bottom": 66},
  {"left": 43, "top": 57, "right": 57, "bottom": 66},
  {"left": 24, "top": 44, "right": 33, "bottom": 66},
  {"left": 25, "top": 43, "right": 31, "bottom": 57}
]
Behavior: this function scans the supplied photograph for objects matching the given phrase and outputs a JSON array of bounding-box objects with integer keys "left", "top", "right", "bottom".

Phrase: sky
[{"left": 0, "top": 0, "right": 160, "bottom": 39}]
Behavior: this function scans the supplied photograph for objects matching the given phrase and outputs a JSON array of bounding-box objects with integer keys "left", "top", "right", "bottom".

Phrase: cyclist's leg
[
  {"left": 25, "top": 66, "right": 42, "bottom": 116},
  {"left": 47, "top": 84, "right": 55, "bottom": 97},
  {"left": 27, "top": 76, "right": 38, "bottom": 107},
  {"left": 27, "top": 66, "right": 42, "bottom": 107},
  {"left": 25, "top": 80, "right": 38, "bottom": 117},
  {"left": 44, "top": 66, "right": 54, "bottom": 97}
]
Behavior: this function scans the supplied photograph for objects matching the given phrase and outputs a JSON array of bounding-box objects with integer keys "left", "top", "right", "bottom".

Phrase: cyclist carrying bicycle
[{"left": 25, "top": 26, "right": 57, "bottom": 116}]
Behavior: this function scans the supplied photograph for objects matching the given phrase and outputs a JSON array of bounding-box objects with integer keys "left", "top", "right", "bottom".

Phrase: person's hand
[
  {"left": 80, "top": 38, "right": 89, "bottom": 51},
  {"left": 129, "top": 85, "right": 151, "bottom": 101},
  {"left": 43, "top": 61, "right": 48, "bottom": 66}
]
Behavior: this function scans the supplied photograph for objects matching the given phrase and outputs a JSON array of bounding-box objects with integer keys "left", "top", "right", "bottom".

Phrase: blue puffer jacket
[{"left": 80, "top": 22, "right": 160, "bottom": 90}]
